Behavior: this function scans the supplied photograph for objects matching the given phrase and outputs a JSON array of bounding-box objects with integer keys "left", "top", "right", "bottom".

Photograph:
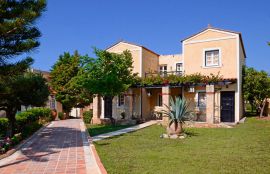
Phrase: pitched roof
[
  {"left": 181, "top": 26, "right": 247, "bottom": 58},
  {"left": 106, "top": 40, "right": 160, "bottom": 56}
]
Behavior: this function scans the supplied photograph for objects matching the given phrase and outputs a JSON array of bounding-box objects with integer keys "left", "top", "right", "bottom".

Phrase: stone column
[
  {"left": 92, "top": 95, "right": 101, "bottom": 124},
  {"left": 206, "top": 85, "right": 215, "bottom": 124},
  {"left": 126, "top": 89, "right": 133, "bottom": 119},
  {"left": 162, "top": 86, "right": 171, "bottom": 126}
]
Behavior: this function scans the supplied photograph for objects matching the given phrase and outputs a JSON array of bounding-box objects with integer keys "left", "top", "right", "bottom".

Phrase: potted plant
[
  {"left": 162, "top": 97, "right": 190, "bottom": 136},
  {"left": 120, "top": 112, "right": 126, "bottom": 119},
  {"left": 51, "top": 109, "right": 57, "bottom": 120}
]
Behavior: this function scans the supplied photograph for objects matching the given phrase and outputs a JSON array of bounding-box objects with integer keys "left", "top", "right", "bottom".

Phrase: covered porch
[{"left": 92, "top": 79, "right": 238, "bottom": 125}]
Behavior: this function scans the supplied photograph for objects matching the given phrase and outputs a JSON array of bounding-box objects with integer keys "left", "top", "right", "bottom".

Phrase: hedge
[
  {"left": 0, "top": 118, "right": 8, "bottom": 137},
  {"left": 15, "top": 108, "right": 53, "bottom": 133},
  {"left": 83, "top": 110, "right": 93, "bottom": 124},
  {"left": 58, "top": 112, "right": 64, "bottom": 120}
]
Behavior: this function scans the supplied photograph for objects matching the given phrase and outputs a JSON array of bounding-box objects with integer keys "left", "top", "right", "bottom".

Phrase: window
[
  {"left": 176, "top": 63, "right": 183, "bottom": 72},
  {"left": 118, "top": 94, "right": 125, "bottom": 106},
  {"left": 197, "top": 92, "right": 206, "bottom": 107},
  {"left": 159, "top": 65, "right": 167, "bottom": 76},
  {"left": 205, "top": 50, "right": 220, "bottom": 67},
  {"left": 176, "top": 63, "right": 183, "bottom": 75},
  {"left": 50, "top": 95, "right": 56, "bottom": 109}
]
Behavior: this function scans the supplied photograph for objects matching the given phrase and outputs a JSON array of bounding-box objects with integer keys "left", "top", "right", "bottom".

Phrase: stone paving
[{"left": 0, "top": 119, "right": 102, "bottom": 174}]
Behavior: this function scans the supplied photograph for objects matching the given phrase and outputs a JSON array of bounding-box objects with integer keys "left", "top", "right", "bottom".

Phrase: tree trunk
[
  {"left": 65, "top": 111, "right": 69, "bottom": 119},
  {"left": 6, "top": 109, "right": 17, "bottom": 137},
  {"left": 260, "top": 98, "right": 267, "bottom": 117}
]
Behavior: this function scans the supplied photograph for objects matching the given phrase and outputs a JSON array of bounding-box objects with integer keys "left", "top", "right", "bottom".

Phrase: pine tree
[
  {"left": 0, "top": 0, "right": 47, "bottom": 136},
  {"left": 0, "top": 0, "right": 46, "bottom": 64}
]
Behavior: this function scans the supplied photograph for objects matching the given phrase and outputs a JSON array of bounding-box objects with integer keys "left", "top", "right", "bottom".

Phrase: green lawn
[
  {"left": 86, "top": 124, "right": 132, "bottom": 137},
  {"left": 94, "top": 118, "right": 270, "bottom": 174}
]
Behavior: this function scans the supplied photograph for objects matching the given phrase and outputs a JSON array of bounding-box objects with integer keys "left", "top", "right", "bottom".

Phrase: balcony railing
[{"left": 145, "top": 71, "right": 184, "bottom": 78}]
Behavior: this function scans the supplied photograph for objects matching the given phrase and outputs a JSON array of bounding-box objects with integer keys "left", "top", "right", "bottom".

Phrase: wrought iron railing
[{"left": 145, "top": 71, "right": 184, "bottom": 78}]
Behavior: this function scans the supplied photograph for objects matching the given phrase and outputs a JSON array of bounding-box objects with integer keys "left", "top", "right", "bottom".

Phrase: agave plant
[{"left": 162, "top": 97, "right": 191, "bottom": 135}]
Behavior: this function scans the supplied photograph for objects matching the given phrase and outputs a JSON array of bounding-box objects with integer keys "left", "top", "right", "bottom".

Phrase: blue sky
[{"left": 25, "top": 0, "right": 270, "bottom": 72}]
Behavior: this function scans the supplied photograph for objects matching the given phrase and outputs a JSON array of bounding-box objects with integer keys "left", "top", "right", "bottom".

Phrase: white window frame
[
  {"left": 175, "top": 62, "right": 183, "bottom": 73},
  {"left": 159, "top": 65, "right": 167, "bottom": 75},
  {"left": 203, "top": 48, "right": 222, "bottom": 68},
  {"left": 195, "top": 90, "right": 207, "bottom": 108}
]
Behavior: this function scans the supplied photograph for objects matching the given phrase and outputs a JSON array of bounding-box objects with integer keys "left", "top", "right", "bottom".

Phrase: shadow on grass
[
  {"left": 87, "top": 124, "right": 133, "bottom": 137},
  {"left": 184, "top": 130, "right": 199, "bottom": 137},
  {"left": 245, "top": 111, "right": 258, "bottom": 118}
]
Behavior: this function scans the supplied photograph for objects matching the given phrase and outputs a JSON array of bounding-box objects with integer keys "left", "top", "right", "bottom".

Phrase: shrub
[
  {"left": 29, "top": 108, "right": 52, "bottom": 121},
  {"left": 21, "top": 122, "right": 42, "bottom": 139},
  {"left": 11, "top": 135, "right": 20, "bottom": 145},
  {"left": 15, "top": 108, "right": 53, "bottom": 133},
  {"left": 83, "top": 110, "right": 93, "bottom": 124},
  {"left": 58, "top": 112, "right": 64, "bottom": 120},
  {"left": 0, "top": 118, "right": 8, "bottom": 137}
]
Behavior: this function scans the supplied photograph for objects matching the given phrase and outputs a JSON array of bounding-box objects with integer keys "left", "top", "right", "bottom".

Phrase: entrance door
[
  {"left": 220, "top": 91, "right": 235, "bottom": 122},
  {"left": 104, "top": 96, "right": 112, "bottom": 118}
]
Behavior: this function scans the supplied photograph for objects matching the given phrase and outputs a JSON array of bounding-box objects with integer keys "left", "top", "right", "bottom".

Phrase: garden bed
[{"left": 0, "top": 108, "right": 53, "bottom": 156}]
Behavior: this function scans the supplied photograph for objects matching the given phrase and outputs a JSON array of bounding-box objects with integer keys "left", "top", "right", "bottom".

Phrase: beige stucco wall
[
  {"left": 186, "top": 29, "right": 235, "bottom": 42},
  {"left": 142, "top": 48, "right": 159, "bottom": 77},
  {"left": 107, "top": 42, "right": 142, "bottom": 77},
  {"left": 159, "top": 54, "right": 182, "bottom": 72},
  {"left": 95, "top": 29, "right": 246, "bottom": 123},
  {"left": 184, "top": 37, "right": 237, "bottom": 78}
]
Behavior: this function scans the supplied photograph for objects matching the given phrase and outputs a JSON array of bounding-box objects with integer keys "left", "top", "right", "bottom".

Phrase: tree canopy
[
  {"left": 0, "top": 0, "right": 46, "bottom": 64},
  {"left": 82, "top": 49, "right": 137, "bottom": 97},
  {"left": 243, "top": 66, "right": 270, "bottom": 115},
  {"left": 0, "top": 0, "right": 47, "bottom": 136},
  {"left": 50, "top": 51, "right": 92, "bottom": 115},
  {"left": 0, "top": 70, "right": 49, "bottom": 135}
]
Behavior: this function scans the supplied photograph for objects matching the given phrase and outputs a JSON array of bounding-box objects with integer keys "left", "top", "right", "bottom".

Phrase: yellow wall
[
  {"left": 142, "top": 48, "right": 159, "bottom": 77},
  {"left": 186, "top": 29, "right": 235, "bottom": 41},
  {"left": 184, "top": 31, "right": 238, "bottom": 78},
  {"left": 159, "top": 54, "right": 183, "bottom": 71},
  {"left": 107, "top": 42, "right": 142, "bottom": 76}
]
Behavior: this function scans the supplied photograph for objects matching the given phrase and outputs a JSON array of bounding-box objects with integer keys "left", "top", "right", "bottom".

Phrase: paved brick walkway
[{"left": 0, "top": 119, "right": 102, "bottom": 174}]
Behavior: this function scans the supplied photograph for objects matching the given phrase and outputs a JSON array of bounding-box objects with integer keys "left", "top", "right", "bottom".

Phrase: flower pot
[
  {"left": 51, "top": 110, "right": 57, "bottom": 120},
  {"left": 167, "top": 122, "right": 183, "bottom": 135}
]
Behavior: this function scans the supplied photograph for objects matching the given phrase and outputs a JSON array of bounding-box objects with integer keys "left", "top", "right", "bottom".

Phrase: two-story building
[{"left": 92, "top": 26, "right": 246, "bottom": 125}]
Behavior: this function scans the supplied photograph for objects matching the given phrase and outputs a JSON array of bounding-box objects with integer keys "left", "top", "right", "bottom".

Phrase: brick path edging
[{"left": 81, "top": 121, "right": 107, "bottom": 174}]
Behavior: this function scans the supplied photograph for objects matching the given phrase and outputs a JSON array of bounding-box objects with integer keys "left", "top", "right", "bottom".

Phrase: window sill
[{"left": 202, "top": 65, "right": 222, "bottom": 69}]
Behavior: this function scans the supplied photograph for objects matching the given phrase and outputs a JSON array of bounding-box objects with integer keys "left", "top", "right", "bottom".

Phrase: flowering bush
[{"left": 0, "top": 134, "right": 22, "bottom": 154}]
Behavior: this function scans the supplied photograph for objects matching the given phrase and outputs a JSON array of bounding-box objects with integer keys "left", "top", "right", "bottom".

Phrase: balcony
[{"left": 145, "top": 71, "right": 184, "bottom": 78}]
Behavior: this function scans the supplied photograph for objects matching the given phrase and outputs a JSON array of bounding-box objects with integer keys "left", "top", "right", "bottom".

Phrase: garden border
[{"left": 0, "top": 122, "right": 51, "bottom": 164}]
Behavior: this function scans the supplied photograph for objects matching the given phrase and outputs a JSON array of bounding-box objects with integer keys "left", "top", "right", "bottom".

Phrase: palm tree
[{"left": 162, "top": 97, "right": 191, "bottom": 135}]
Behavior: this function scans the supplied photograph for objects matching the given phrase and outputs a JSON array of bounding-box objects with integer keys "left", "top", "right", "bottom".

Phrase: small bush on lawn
[
  {"left": 83, "top": 110, "right": 93, "bottom": 124},
  {"left": 58, "top": 112, "right": 64, "bottom": 120},
  {"left": 0, "top": 118, "right": 8, "bottom": 137}
]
